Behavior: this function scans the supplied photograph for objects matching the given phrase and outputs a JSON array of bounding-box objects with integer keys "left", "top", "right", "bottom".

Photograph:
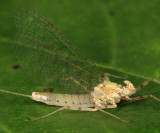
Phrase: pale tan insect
[
  {"left": 0, "top": 76, "right": 160, "bottom": 122},
  {"left": 0, "top": 8, "right": 160, "bottom": 122}
]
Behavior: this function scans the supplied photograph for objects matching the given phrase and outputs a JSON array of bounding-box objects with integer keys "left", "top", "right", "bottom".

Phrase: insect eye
[{"left": 127, "top": 83, "right": 132, "bottom": 87}]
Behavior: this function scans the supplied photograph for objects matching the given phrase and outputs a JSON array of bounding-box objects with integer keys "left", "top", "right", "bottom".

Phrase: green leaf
[{"left": 0, "top": 0, "right": 160, "bottom": 132}]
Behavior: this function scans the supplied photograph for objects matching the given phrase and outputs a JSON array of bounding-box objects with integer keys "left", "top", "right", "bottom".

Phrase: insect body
[
  {"left": 0, "top": 8, "right": 160, "bottom": 122},
  {"left": 1, "top": 77, "right": 159, "bottom": 122},
  {"left": 32, "top": 93, "right": 93, "bottom": 108},
  {"left": 32, "top": 80, "right": 135, "bottom": 110}
]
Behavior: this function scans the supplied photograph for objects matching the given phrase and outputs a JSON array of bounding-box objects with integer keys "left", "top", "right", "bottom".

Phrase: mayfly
[{"left": 0, "top": 8, "right": 160, "bottom": 122}]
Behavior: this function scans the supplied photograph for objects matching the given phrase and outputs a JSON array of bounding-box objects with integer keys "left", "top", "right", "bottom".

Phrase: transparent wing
[{"left": 12, "top": 8, "right": 103, "bottom": 94}]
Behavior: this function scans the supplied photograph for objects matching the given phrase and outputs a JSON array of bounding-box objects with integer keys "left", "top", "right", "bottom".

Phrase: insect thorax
[
  {"left": 91, "top": 80, "right": 137, "bottom": 108},
  {"left": 91, "top": 81, "right": 122, "bottom": 108}
]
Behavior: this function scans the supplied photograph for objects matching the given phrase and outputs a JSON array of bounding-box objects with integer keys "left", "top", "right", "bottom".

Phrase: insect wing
[{"left": 12, "top": 8, "right": 103, "bottom": 94}]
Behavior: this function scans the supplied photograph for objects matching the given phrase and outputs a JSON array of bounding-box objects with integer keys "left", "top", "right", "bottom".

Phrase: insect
[{"left": 0, "top": 8, "right": 160, "bottom": 122}]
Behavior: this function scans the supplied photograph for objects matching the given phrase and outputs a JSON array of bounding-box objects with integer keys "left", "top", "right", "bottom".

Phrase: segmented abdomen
[{"left": 32, "top": 92, "right": 94, "bottom": 107}]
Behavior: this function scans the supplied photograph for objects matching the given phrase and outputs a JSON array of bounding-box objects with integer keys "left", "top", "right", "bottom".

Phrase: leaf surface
[{"left": 0, "top": 0, "right": 160, "bottom": 132}]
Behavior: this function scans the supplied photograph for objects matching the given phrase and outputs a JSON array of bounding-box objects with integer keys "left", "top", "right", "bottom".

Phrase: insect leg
[
  {"left": 27, "top": 107, "right": 65, "bottom": 121},
  {"left": 122, "top": 95, "right": 160, "bottom": 102},
  {"left": 136, "top": 78, "right": 153, "bottom": 91},
  {"left": 99, "top": 109, "right": 130, "bottom": 123},
  {"left": 99, "top": 104, "right": 130, "bottom": 122},
  {"left": 103, "top": 73, "right": 128, "bottom": 81},
  {"left": 65, "top": 105, "right": 129, "bottom": 122},
  {"left": 64, "top": 76, "right": 88, "bottom": 90}
]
